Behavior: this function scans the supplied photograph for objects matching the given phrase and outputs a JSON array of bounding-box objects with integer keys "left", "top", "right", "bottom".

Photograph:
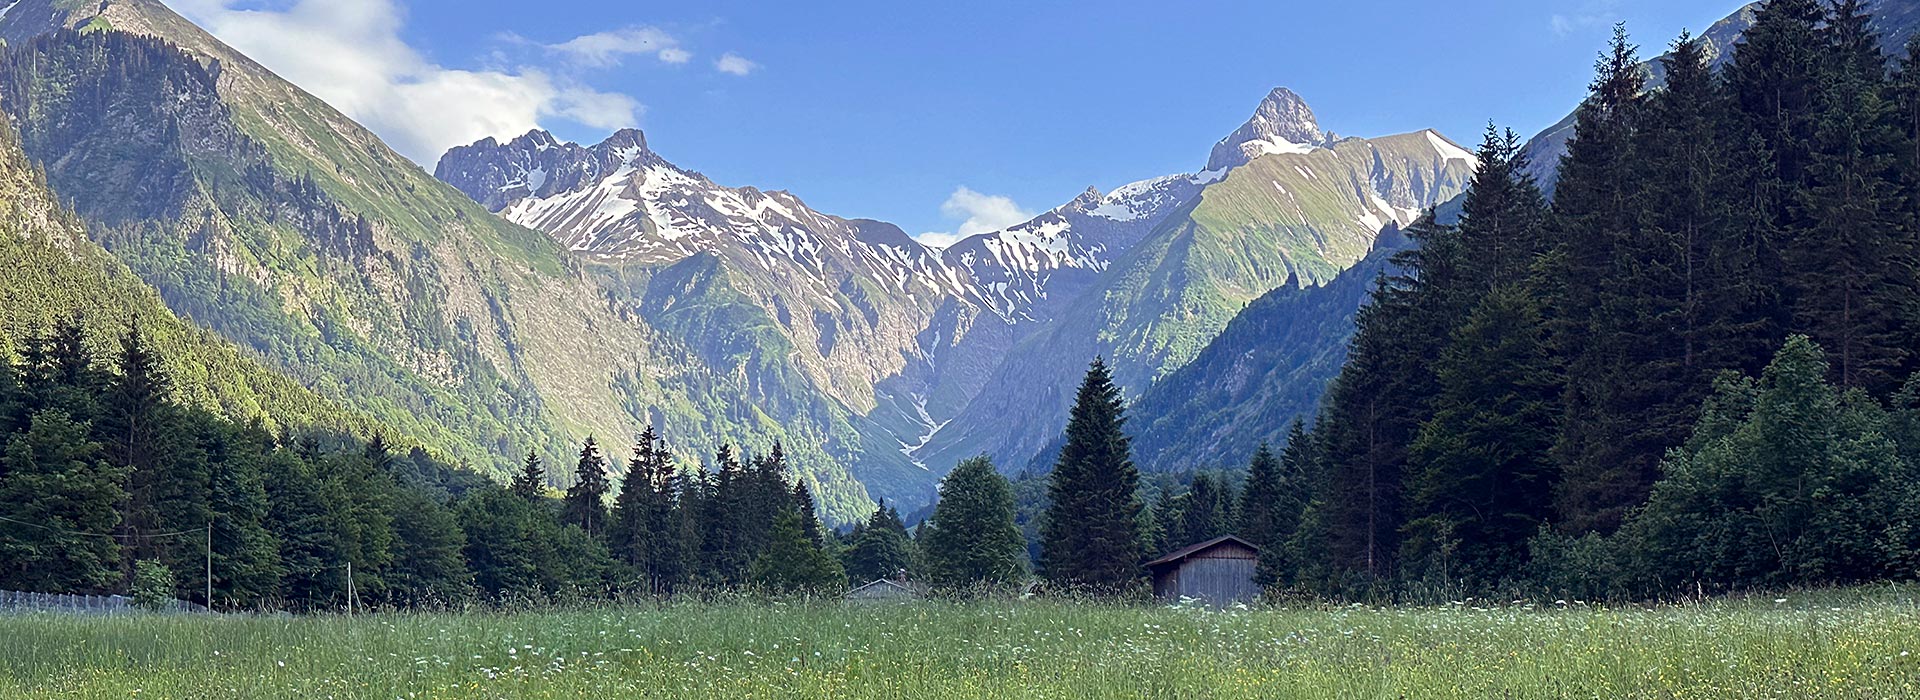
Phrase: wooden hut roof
[
  {"left": 844, "top": 578, "right": 922, "bottom": 597},
  {"left": 1145, "top": 535, "right": 1260, "bottom": 570}
]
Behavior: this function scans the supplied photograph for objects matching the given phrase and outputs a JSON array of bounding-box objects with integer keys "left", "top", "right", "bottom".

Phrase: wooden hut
[
  {"left": 843, "top": 578, "right": 926, "bottom": 603},
  {"left": 1146, "top": 535, "right": 1261, "bottom": 606}
]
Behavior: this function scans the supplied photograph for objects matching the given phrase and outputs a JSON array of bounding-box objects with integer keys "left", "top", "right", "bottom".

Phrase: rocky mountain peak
[
  {"left": 1065, "top": 186, "right": 1105, "bottom": 210},
  {"left": 595, "top": 127, "right": 650, "bottom": 157},
  {"left": 1206, "top": 86, "right": 1330, "bottom": 172}
]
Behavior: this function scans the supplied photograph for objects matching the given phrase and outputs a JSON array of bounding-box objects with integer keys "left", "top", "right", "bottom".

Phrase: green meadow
[{"left": 2, "top": 587, "right": 1916, "bottom": 699}]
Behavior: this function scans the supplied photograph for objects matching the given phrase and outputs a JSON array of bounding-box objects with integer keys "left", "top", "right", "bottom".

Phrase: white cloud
[
  {"left": 546, "top": 26, "right": 688, "bottom": 68},
  {"left": 716, "top": 52, "right": 759, "bottom": 76},
  {"left": 171, "top": 0, "right": 641, "bottom": 164},
  {"left": 916, "top": 187, "right": 1034, "bottom": 247},
  {"left": 1550, "top": 0, "right": 1622, "bottom": 37}
]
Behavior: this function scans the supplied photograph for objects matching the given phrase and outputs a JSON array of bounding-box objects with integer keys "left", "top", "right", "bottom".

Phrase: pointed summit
[
  {"left": 1206, "top": 87, "right": 1329, "bottom": 172},
  {"left": 596, "top": 128, "right": 649, "bottom": 155},
  {"left": 1065, "top": 186, "right": 1105, "bottom": 211}
]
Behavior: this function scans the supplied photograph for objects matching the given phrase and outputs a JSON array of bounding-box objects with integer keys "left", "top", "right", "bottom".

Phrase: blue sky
[{"left": 172, "top": 0, "right": 1748, "bottom": 244}]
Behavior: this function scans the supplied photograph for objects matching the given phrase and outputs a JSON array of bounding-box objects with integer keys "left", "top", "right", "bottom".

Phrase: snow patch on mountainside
[{"left": 1427, "top": 129, "right": 1478, "bottom": 165}]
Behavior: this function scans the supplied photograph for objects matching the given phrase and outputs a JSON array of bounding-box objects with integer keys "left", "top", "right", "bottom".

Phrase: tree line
[
  {"left": 0, "top": 319, "right": 1030, "bottom": 609},
  {"left": 1285, "top": 0, "right": 1920, "bottom": 600}
]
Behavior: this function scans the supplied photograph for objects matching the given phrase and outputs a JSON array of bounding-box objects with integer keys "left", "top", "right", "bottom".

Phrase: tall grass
[{"left": 1, "top": 586, "right": 1916, "bottom": 698}]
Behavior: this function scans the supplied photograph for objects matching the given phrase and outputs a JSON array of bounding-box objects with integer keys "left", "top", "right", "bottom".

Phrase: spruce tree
[
  {"left": 1550, "top": 24, "right": 1657, "bottom": 535},
  {"left": 792, "top": 480, "right": 825, "bottom": 548},
  {"left": 1238, "top": 432, "right": 1308, "bottom": 586},
  {"left": 1172, "top": 473, "right": 1233, "bottom": 548},
  {"left": 387, "top": 487, "right": 470, "bottom": 606},
  {"left": 610, "top": 435, "right": 656, "bottom": 582},
  {"left": 1403, "top": 288, "right": 1559, "bottom": 585},
  {"left": 201, "top": 419, "right": 283, "bottom": 609},
  {"left": 749, "top": 509, "right": 845, "bottom": 594},
  {"left": 562, "top": 437, "right": 610, "bottom": 538},
  {"left": 0, "top": 350, "right": 20, "bottom": 441},
  {"left": 644, "top": 433, "right": 687, "bottom": 592},
  {"left": 1724, "top": 0, "right": 1827, "bottom": 216},
  {"left": 0, "top": 410, "right": 127, "bottom": 592},
  {"left": 1788, "top": 0, "right": 1916, "bottom": 394},
  {"left": 39, "top": 315, "right": 102, "bottom": 423},
  {"left": 101, "top": 324, "right": 209, "bottom": 593},
  {"left": 842, "top": 502, "right": 913, "bottom": 584},
  {"left": 921, "top": 456, "right": 1025, "bottom": 590},
  {"left": 1040, "top": 359, "right": 1147, "bottom": 592},
  {"left": 1148, "top": 486, "right": 1178, "bottom": 556},
  {"left": 510, "top": 450, "right": 545, "bottom": 500}
]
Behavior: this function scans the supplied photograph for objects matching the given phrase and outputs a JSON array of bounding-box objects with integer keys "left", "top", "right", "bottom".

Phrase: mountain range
[
  {"left": 435, "top": 85, "right": 1477, "bottom": 506},
  {"left": 3, "top": 0, "right": 1881, "bottom": 523}
]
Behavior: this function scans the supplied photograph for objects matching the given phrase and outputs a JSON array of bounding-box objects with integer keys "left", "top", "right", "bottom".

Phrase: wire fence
[{"left": 0, "top": 590, "right": 211, "bottom": 616}]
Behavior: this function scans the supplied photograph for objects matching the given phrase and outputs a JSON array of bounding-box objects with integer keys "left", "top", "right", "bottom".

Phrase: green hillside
[
  {"left": 0, "top": 0, "right": 891, "bottom": 521},
  {"left": 0, "top": 107, "right": 373, "bottom": 439}
]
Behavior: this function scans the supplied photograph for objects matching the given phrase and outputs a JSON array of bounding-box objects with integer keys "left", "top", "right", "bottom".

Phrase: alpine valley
[{"left": 2, "top": 0, "right": 1475, "bottom": 521}]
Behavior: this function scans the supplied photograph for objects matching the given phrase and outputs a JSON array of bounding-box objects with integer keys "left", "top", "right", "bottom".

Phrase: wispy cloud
[
  {"left": 1550, "top": 0, "right": 1622, "bottom": 38},
  {"left": 916, "top": 187, "right": 1034, "bottom": 248},
  {"left": 171, "top": 0, "right": 641, "bottom": 164},
  {"left": 716, "top": 52, "right": 759, "bottom": 77},
  {"left": 546, "top": 26, "right": 689, "bottom": 68}
]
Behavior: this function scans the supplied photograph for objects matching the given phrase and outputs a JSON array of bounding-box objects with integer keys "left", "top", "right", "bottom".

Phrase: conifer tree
[
  {"left": 749, "top": 509, "right": 844, "bottom": 594},
  {"left": 510, "top": 450, "right": 545, "bottom": 500},
  {"left": 1040, "top": 359, "right": 1147, "bottom": 592},
  {"left": 1238, "top": 432, "right": 1307, "bottom": 586},
  {"left": 387, "top": 487, "right": 470, "bottom": 606},
  {"left": 1172, "top": 473, "right": 1233, "bottom": 547},
  {"left": 38, "top": 315, "right": 102, "bottom": 422},
  {"left": 792, "top": 480, "right": 825, "bottom": 547},
  {"left": 843, "top": 502, "right": 913, "bottom": 584},
  {"left": 0, "top": 410, "right": 127, "bottom": 592},
  {"left": 610, "top": 437, "right": 655, "bottom": 579},
  {"left": 201, "top": 419, "right": 283, "bottom": 609},
  {"left": 1403, "top": 288, "right": 1559, "bottom": 585},
  {"left": 1550, "top": 24, "right": 1656, "bottom": 535},
  {"left": 1724, "top": 0, "right": 1827, "bottom": 216},
  {"left": 1892, "top": 34, "right": 1920, "bottom": 243},
  {"left": 1148, "top": 487, "right": 1177, "bottom": 556},
  {"left": 102, "top": 325, "right": 209, "bottom": 592},
  {"left": 1789, "top": 0, "right": 1916, "bottom": 394},
  {"left": 562, "top": 437, "right": 610, "bottom": 538},
  {"left": 921, "top": 456, "right": 1025, "bottom": 590},
  {"left": 611, "top": 429, "right": 688, "bottom": 593},
  {"left": 697, "top": 445, "right": 752, "bottom": 584},
  {"left": 0, "top": 351, "right": 20, "bottom": 441}
]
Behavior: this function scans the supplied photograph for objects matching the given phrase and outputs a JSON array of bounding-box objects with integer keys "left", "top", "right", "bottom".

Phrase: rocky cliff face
[{"left": 1206, "top": 87, "right": 1334, "bottom": 172}]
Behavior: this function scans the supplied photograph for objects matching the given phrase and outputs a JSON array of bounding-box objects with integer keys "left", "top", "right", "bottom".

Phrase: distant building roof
[
  {"left": 844, "top": 578, "right": 925, "bottom": 600},
  {"left": 1145, "top": 535, "right": 1260, "bottom": 570}
]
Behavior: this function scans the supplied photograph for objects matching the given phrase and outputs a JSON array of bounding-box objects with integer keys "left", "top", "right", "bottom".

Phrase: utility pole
[
  {"left": 205, "top": 523, "right": 213, "bottom": 611},
  {"left": 346, "top": 561, "right": 355, "bottom": 615}
]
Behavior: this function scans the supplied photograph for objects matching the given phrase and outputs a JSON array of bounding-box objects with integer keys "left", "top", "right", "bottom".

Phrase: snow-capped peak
[{"left": 1206, "top": 87, "right": 1332, "bottom": 172}]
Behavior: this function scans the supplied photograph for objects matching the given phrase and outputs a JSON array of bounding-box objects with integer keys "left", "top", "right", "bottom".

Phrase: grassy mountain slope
[
  {"left": 0, "top": 107, "right": 373, "bottom": 438},
  {"left": 917, "top": 131, "right": 1474, "bottom": 474},
  {"left": 0, "top": 0, "right": 888, "bottom": 520},
  {"left": 1125, "top": 227, "right": 1413, "bottom": 474}
]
